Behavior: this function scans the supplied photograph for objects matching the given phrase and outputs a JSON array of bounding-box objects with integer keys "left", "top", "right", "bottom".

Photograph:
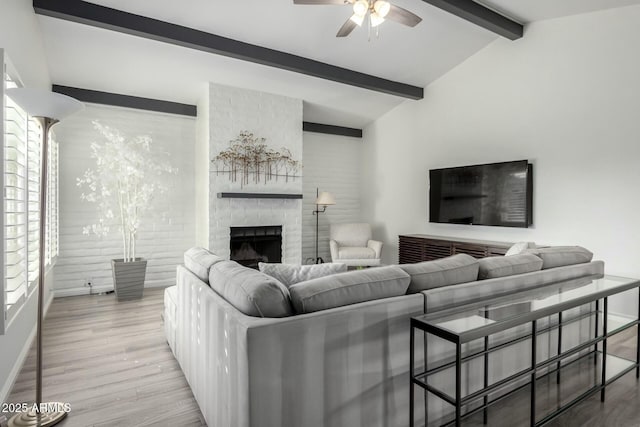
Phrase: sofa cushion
[
  {"left": 505, "top": 241, "right": 536, "bottom": 256},
  {"left": 258, "top": 262, "right": 348, "bottom": 288},
  {"left": 424, "top": 261, "right": 605, "bottom": 313},
  {"left": 184, "top": 247, "right": 223, "bottom": 283},
  {"left": 338, "top": 247, "right": 377, "bottom": 260},
  {"left": 209, "top": 261, "right": 293, "bottom": 318},
  {"left": 524, "top": 246, "right": 593, "bottom": 269},
  {"left": 399, "top": 254, "right": 479, "bottom": 294},
  {"left": 478, "top": 254, "right": 543, "bottom": 279},
  {"left": 289, "top": 266, "right": 410, "bottom": 314}
]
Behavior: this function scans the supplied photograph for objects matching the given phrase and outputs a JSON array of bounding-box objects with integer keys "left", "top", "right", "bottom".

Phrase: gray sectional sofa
[{"left": 165, "top": 245, "right": 602, "bottom": 427}]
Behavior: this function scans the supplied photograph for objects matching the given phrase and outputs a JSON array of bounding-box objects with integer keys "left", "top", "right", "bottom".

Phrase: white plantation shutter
[
  {"left": 1, "top": 54, "right": 60, "bottom": 334},
  {"left": 3, "top": 73, "right": 29, "bottom": 325},
  {"left": 27, "top": 116, "right": 41, "bottom": 285}
]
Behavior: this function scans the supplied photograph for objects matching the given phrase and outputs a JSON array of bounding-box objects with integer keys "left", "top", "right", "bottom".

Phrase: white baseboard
[
  {"left": 0, "top": 292, "right": 54, "bottom": 406},
  {"left": 53, "top": 283, "right": 171, "bottom": 298},
  {"left": 53, "top": 285, "right": 113, "bottom": 298}
]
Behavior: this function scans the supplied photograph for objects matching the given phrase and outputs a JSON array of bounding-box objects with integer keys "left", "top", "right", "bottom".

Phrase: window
[
  {"left": 1, "top": 53, "right": 59, "bottom": 334},
  {"left": 3, "top": 71, "right": 30, "bottom": 329}
]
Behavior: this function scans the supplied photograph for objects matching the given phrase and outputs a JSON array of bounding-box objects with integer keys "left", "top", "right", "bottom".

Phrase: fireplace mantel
[{"left": 217, "top": 192, "right": 303, "bottom": 200}]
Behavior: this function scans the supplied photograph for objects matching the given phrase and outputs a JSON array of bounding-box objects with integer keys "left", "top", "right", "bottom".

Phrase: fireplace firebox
[{"left": 230, "top": 226, "right": 282, "bottom": 269}]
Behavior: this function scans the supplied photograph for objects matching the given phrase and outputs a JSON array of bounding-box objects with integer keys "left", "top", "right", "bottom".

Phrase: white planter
[{"left": 111, "top": 258, "right": 147, "bottom": 301}]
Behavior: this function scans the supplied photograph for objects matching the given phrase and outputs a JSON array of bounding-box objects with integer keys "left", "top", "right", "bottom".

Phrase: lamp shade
[
  {"left": 350, "top": 13, "right": 365, "bottom": 26},
  {"left": 6, "top": 88, "right": 84, "bottom": 121},
  {"left": 315, "top": 191, "right": 335, "bottom": 206},
  {"left": 352, "top": 0, "right": 369, "bottom": 16},
  {"left": 370, "top": 12, "right": 385, "bottom": 27},
  {"left": 373, "top": 0, "right": 391, "bottom": 18}
]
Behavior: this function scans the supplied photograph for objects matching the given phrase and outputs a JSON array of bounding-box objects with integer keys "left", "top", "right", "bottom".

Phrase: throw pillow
[
  {"left": 288, "top": 266, "right": 410, "bottom": 314},
  {"left": 478, "top": 253, "right": 543, "bottom": 279},
  {"left": 258, "top": 262, "right": 348, "bottom": 288},
  {"left": 523, "top": 246, "right": 593, "bottom": 269},
  {"left": 505, "top": 241, "right": 536, "bottom": 256},
  {"left": 398, "top": 254, "right": 479, "bottom": 294},
  {"left": 209, "top": 261, "right": 293, "bottom": 318},
  {"left": 184, "top": 247, "right": 224, "bottom": 284}
]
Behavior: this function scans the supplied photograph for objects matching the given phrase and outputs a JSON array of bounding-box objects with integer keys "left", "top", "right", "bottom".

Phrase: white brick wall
[
  {"left": 208, "top": 83, "right": 303, "bottom": 263},
  {"left": 302, "top": 132, "right": 364, "bottom": 262},
  {"left": 53, "top": 104, "right": 196, "bottom": 296}
]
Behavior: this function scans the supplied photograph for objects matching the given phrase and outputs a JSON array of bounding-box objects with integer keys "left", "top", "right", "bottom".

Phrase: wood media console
[{"left": 398, "top": 235, "right": 512, "bottom": 263}]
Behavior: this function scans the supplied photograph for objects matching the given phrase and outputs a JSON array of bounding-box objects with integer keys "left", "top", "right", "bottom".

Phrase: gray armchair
[{"left": 329, "top": 223, "right": 383, "bottom": 267}]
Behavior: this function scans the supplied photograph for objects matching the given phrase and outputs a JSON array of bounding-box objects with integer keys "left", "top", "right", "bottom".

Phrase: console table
[
  {"left": 410, "top": 275, "right": 640, "bottom": 427},
  {"left": 399, "top": 235, "right": 512, "bottom": 263}
]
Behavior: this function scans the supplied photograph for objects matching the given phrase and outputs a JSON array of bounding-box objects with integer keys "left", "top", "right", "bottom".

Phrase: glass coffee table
[{"left": 410, "top": 275, "right": 640, "bottom": 427}]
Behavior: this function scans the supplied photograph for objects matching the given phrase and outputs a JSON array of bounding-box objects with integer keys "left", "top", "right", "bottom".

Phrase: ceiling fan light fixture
[
  {"left": 370, "top": 11, "right": 385, "bottom": 27},
  {"left": 352, "top": 0, "right": 369, "bottom": 16},
  {"left": 373, "top": 0, "right": 391, "bottom": 18},
  {"left": 350, "top": 13, "right": 365, "bottom": 26}
]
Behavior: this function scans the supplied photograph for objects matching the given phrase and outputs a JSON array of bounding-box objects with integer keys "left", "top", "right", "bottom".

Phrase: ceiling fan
[{"left": 293, "top": 0, "right": 423, "bottom": 37}]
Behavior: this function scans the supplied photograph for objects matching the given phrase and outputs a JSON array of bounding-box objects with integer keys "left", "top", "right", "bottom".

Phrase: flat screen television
[{"left": 429, "top": 160, "right": 533, "bottom": 228}]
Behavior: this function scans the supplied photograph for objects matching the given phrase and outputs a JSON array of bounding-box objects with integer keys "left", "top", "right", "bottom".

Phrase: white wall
[
  {"left": 302, "top": 132, "right": 363, "bottom": 262},
  {"left": 53, "top": 104, "right": 196, "bottom": 296},
  {"left": 0, "top": 0, "right": 53, "bottom": 405},
  {"left": 362, "top": 6, "right": 640, "bottom": 315},
  {"left": 0, "top": 0, "right": 50, "bottom": 90}
]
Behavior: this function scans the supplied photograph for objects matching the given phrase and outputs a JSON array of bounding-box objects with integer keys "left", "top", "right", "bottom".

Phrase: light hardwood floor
[
  {"left": 5, "top": 288, "right": 205, "bottom": 427},
  {"left": 4, "top": 289, "right": 640, "bottom": 426}
]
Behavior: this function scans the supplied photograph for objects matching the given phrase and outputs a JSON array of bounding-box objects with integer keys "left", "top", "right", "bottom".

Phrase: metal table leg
[
  {"left": 637, "top": 289, "right": 640, "bottom": 378},
  {"left": 484, "top": 334, "right": 489, "bottom": 424},
  {"left": 456, "top": 342, "right": 462, "bottom": 427},
  {"left": 595, "top": 299, "right": 599, "bottom": 365},
  {"left": 557, "top": 312, "right": 562, "bottom": 384},
  {"left": 424, "top": 331, "right": 429, "bottom": 427},
  {"left": 410, "top": 325, "right": 415, "bottom": 427},
  {"left": 531, "top": 320, "right": 537, "bottom": 427},
  {"left": 601, "top": 297, "right": 608, "bottom": 402}
]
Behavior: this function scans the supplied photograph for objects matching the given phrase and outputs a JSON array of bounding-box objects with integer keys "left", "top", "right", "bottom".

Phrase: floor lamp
[
  {"left": 6, "top": 88, "right": 84, "bottom": 427},
  {"left": 312, "top": 188, "right": 335, "bottom": 263}
]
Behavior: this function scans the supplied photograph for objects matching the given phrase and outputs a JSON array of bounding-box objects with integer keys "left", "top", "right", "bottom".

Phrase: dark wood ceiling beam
[
  {"left": 34, "top": 0, "right": 424, "bottom": 100},
  {"left": 303, "top": 122, "right": 362, "bottom": 138},
  {"left": 52, "top": 85, "right": 197, "bottom": 116},
  {"left": 421, "top": 0, "right": 523, "bottom": 40}
]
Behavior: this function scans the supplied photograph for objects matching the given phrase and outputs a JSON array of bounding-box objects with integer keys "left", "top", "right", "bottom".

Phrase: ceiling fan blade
[
  {"left": 336, "top": 16, "right": 358, "bottom": 37},
  {"left": 293, "top": 0, "right": 348, "bottom": 4},
  {"left": 386, "top": 4, "right": 422, "bottom": 27}
]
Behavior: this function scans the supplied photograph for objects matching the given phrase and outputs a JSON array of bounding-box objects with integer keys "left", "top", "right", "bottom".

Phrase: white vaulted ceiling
[
  {"left": 35, "top": 0, "right": 640, "bottom": 127},
  {"left": 480, "top": 0, "right": 640, "bottom": 23}
]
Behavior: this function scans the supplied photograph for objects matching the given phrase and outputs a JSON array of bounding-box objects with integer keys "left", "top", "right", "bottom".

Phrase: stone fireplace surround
[{"left": 209, "top": 197, "right": 302, "bottom": 265}]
